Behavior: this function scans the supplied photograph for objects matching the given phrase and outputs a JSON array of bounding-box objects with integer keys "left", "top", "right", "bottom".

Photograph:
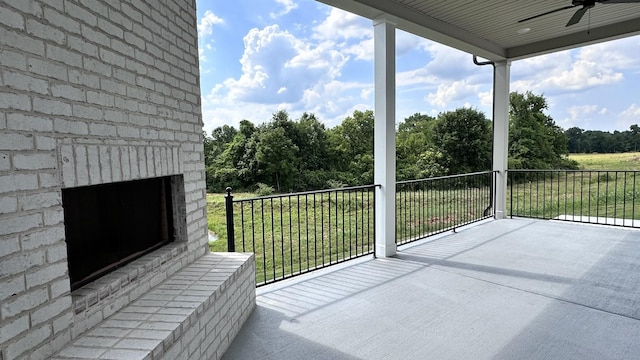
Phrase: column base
[{"left": 376, "top": 243, "right": 397, "bottom": 258}]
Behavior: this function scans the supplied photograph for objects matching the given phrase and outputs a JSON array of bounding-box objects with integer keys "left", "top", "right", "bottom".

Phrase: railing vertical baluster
[
  {"left": 596, "top": 171, "right": 600, "bottom": 220},
  {"left": 280, "top": 197, "right": 285, "bottom": 278},
  {"left": 529, "top": 172, "right": 540, "bottom": 217},
  {"left": 355, "top": 190, "right": 359, "bottom": 255},
  {"left": 494, "top": 171, "right": 498, "bottom": 218},
  {"left": 509, "top": 171, "right": 513, "bottom": 218},
  {"left": 314, "top": 193, "right": 318, "bottom": 269},
  {"left": 321, "top": 193, "right": 325, "bottom": 266},
  {"left": 240, "top": 202, "right": 245, "bottom": 251},
  {"left": 297, "top": 195, "right": 303, "bottom": 273},
  {"left": 623, "top": 172, "right": 627, "bottom": 227},
  {"left": 328, "top": 191, "right": 332, "bottom": 264},
  {"left": 567, "top": 171, "right": 571, "bottom": 220},
  {"left": 225, "top": 187, "right": 235, "bottom": 252},
  {"left": 270, "top": 198, "right": 276, "bottom": 281},
  {"left": 335, "top": 191, "right": 339, "bottom": 262},
  {"left": 554, "top": 173, "right": 560, "bottom": 217},
  {"left": 614, "top": 172, "right": 619, "bottom": 222},
  {"left": 340, "top": 190, "right": 345, "bottom": 259},
  {"left": 403, "top": 184, "right": 407, "bottom": 242},
  {"left": 548, "top": 171, "right": 552, "bottom": 218},
  {"left": 405, "top": 184, "right": 414, "bottom": 241},
  {"left": 633, "top": 172, "right": 637, "bottom": 227},
  {"left": 304, "top": 194, "right": 315, "bottom": 269},
  {"left": 288, "top": 195, "right": 300, "bottom": 273},
  {"left": 261, "top": 199, "right": 266, "bottom": 284},
  {"left": 251, "top": 201, "right": 255, "bottom": 260},
  {"left": 348, "top": 190, "right": 352, "bottom": 258},
  {"left": 420, "top": 181, "right": 424, "bottom": 237},
  {"left": 367, "top": 188, "right": 377, "bottom": 253},
  {"left": 579, "top": 171, "right": 584, "bottom": 221},
  {"left": 369, "top": 188, "right": 374, "bottom": 257}
]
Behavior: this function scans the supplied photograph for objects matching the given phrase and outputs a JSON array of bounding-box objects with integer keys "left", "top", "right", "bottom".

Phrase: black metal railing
[
  {"left": 508, "top": 170, "right": 639, "bottom": 228},
  {"left": 396, "top": 171, "right": 496, "bottom": 245},
  {"left": 225, "top": 185, "right": 379, "bottom": 286}
]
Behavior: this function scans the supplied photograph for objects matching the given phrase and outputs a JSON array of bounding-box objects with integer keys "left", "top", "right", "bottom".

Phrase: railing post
[{"left": 225, "top": 187, "right": 235, "bottom": 252}]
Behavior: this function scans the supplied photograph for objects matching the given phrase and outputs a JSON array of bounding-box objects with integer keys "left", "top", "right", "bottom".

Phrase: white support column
[
  {"left": 373, "top": 15, "right": 397, "bottom": 257},
  {"left": 492, "top": 60, "right": 511, "bottom": 219}
]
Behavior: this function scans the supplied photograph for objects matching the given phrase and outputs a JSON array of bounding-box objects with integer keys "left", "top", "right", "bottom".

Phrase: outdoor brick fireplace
[{"left": 0, "top": 0, "right": 255, "bottom": 359}]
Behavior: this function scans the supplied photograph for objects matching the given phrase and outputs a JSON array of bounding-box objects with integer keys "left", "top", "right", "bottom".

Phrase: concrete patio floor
[{"left": 222, "top": 218, "right": 640, "bottom": 360}]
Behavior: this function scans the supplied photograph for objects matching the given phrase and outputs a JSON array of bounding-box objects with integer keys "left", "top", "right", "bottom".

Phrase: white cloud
[
  {"left": 557, "top": 104, "right": 611, "bottom": 130},
  {"left": 312, "top": 8, "right": 374, "bottom": 61},
  {"left": 270, "top": 0, "right": 299, "bottom": 19},
  {"left": 569, "top": 105, "right": 599, "bottom": 117},
  {"left": 396, "top": 31, "right": 431, "bottom": 56},
  {"left": 478, "top": 90, "right": 493, "bottom": 107},
  {"left": 313, "top": 8, "right": 371, "bottom": 41},
  {"left": 426, "top": 80, "right": 482, "bottom": 108},
  {"left": 578, "top": 37, "right": 640, "bottom": 70},
  {"left": 616, "top": 104, "right": 640, "bottom": 129},
  {"left": 198, "top": 10, "right": 223, "bottom": 39},
  {"left": 511, "top": 39, "right": 636, "bottom": 95},
  {"left": 201, "top": 23, "right": 370, "bottom": 133},
  {"left": 217, "top": 25, "right": 348, "bottom": 104}
]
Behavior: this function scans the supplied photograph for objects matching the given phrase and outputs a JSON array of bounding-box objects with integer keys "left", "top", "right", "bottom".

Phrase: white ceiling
[{"left": 316, "top": 0, "right": 640, "bottom": 61}]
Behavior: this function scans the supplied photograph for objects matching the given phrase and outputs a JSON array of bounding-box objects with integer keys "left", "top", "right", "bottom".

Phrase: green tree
[
  {"left": 293, "top": 113, "right": 333, "bottom": 188},
  {"left": 630, "top": 124, "right": 639, "bottom": 152},
  {"left": 396, "top": 113, "right": 438, "bottom": 180},
  {"left": 210, "top": 125, "right": 237, "bottom": 158},
  {"left": 565, "top": 127, "right": 584, "bottom": 153},
  {"left": 327, "top": 110, "right": 375, "bottom": 185},
  {"left": 431, "top": 107, "right": 492, "bottom": 175},
  {"left": 508, "top": 91, "right": 576, "bottom": 169},
  {"left": 207, "top": 120, "right": 259, "bottom": 192},
  {"left": 256, "top": 126, "right": 299, "bottom": 191}
]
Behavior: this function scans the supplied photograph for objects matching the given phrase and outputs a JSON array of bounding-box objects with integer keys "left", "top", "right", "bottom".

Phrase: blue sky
[{"left": 196, "top": 0, "right": 640, "bottom": 135}]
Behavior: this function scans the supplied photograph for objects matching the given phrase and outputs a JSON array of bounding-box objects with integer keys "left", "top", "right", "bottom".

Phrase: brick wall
[{"left": 0, "top": 0, "right": 208, "bottom": 358}]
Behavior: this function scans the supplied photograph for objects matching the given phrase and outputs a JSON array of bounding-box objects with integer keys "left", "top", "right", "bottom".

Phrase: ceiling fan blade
[
  {"left": 518, "top": 5, "right": 577, "bottom": 23},
  {"left": 566, "top": 6, "right": 590, "bottom": 26}
]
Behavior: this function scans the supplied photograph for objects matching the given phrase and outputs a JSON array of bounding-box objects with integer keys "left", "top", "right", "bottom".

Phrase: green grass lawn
[
  {"left": 569, "top": 152, "right": 640, "bottom": 170},
  {"left": 206, "top": 192, "right": 254, "bottom": 252}
]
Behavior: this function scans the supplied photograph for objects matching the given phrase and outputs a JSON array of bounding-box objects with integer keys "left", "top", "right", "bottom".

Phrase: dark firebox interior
[{"left": 62, "top": 177, "right": 174, "bottom": 291}]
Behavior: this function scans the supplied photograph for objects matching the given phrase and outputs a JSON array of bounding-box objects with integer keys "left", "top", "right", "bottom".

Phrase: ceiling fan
[{"left": 518, "top": 0, "right": 640, "bottom": 27}]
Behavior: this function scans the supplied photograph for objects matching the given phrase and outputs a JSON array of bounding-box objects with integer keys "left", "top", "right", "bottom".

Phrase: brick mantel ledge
[{"left": 51, "top": 253, "right": 255, "bottom": 360}]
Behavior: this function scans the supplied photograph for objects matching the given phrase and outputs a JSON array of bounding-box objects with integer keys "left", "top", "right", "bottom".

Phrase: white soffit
[{"left": 317, "top": 0, "right": 640, "bottom": 61}]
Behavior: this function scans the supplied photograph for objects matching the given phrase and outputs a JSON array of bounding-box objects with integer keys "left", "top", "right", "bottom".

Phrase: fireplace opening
[{"left": 62, "top": 176, "right": 175, "bottom": 291}]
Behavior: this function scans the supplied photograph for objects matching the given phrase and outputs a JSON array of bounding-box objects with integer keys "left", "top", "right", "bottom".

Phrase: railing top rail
[
  {"left": 507, "top": 169, "right": 640, "bottom": 173},
  {"left": 231, "top": 184, "right": 381, "bottom": 203},
  {"left": 396, "top": 170, "right": 496, "bottom": 185}
]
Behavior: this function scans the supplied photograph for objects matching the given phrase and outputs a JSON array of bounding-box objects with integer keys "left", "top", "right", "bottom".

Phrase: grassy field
[
  {"left": 568, "top": 152, "right": 640, "bottom": 170},
  {"left": 207, "top": 152, "right": 640, "bottom": 284},
  {"left": 508, "top": 152, "right": 640, "bottom": 220},
  {"left": 206, "top": 192, "right": 253, "bottom": 252}
]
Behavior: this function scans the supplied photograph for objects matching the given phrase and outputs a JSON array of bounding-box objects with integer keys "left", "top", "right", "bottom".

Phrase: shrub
[{"left": 255, "top": 182, "right": 275, "bottom": 196}]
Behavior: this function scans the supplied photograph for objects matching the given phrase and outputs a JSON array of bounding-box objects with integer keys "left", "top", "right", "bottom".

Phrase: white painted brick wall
[{"left": 1, "top": 0, "right": 208, "bottom": 358}]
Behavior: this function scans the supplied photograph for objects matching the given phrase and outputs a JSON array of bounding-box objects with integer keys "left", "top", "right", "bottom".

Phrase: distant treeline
[
  {"left": 565, "top": 125, "right": 639, "bottom": 154},
  {"left": 204, "top": 91, "right": 576, "bottom": 194}
]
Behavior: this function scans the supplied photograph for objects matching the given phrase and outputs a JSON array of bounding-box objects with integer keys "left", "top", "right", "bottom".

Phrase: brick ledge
[{"left": 52, "top": 252, "right": 256, "bottom": 360}]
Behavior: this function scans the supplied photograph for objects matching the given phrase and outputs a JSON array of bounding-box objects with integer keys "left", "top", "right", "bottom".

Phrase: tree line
[
  {"left": 204, "top": 91, "right": 576, "bottom": 194},
  {"left": 565, "top": 125, "right": 639, "bottom": 154}
]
